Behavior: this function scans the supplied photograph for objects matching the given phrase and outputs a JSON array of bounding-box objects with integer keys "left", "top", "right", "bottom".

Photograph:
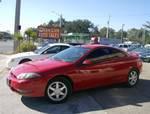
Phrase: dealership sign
[{"left": 38, "top": 26, "right": 60, "bottom": 39}]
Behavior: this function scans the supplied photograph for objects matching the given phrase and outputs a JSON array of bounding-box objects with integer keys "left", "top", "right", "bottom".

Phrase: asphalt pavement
[{"left": 0, "top": 55, "right": 150, "bottom": 114}]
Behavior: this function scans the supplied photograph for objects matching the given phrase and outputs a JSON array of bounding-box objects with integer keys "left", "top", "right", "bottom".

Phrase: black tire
[
  {"left": 45, "top": 77, "right": 72, "bottom": 104},
  {"left": 19, "top": 59, "right": 31, "bottom": 64},
  {"left": 127, "top": 69, "right": 139, "bottom": 87}
]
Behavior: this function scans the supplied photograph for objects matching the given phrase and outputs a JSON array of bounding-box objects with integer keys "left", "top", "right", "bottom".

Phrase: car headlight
[{"left": 17, "top": 73, "right": 41, "bottom": 80}]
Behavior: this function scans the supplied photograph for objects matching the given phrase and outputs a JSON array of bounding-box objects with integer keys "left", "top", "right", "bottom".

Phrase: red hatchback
[{"left": 7, "top": 45, "right": 142, "bottom": 103}]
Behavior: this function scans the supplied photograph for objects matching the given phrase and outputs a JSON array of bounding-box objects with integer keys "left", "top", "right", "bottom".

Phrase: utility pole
[
  {"left": 142, "top": 28, "right": 146, "bottom": 45},
  {"left": 121, "top": 24, "right": 125, "bottom": 43},
  {"left": 51, "top": 11, "right": 62, "bottom": 28},
  {"left": 106, "top": 15, "right": 110, "bottom": 38},
  {"left": 59, "top": 14, "right": 62, "bottom": 28},
  {"left": 14, "top": 0, "right": 21, "bottom": 51},
  {"left": 51, "top": 11, "right": 62, "bottom": 42}
]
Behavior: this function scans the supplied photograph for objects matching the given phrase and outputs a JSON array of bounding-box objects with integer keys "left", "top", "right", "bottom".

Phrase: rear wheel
[
  {"left": 127, "top": 69, "right": 139, "bottom": 87},
  {"left": 45, "top": 77, "right": 72, "bottom": 104}
]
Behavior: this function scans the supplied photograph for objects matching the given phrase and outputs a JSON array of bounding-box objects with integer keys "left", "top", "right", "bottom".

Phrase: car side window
[
  {"left": 86, "top": 48, "right": 110, "bottom": 62},
  {"left": 86, "top": 47, "right": 126, "bottom": 62},
  {"left": 107, "top": 48, "right": 126, "bottom": 58},
  {"left": 42, "top": 46, "right": 61, "bottom": 54},
  {"left": 60, "top": 46, "right": 70, "bottom": 51}
]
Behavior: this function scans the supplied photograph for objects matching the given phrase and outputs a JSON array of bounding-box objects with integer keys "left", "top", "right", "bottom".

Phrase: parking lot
[
  {"left": 0, "top": 40, "right": 13, "bottom": 54},
  {"left": 0, "top": 55, "right": 150, "bottom": 114}
]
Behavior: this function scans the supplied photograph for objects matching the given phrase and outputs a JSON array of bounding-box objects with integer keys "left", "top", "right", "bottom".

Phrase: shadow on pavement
[{"left": 21, "top": 79, "right": 150, "bottom": 114}]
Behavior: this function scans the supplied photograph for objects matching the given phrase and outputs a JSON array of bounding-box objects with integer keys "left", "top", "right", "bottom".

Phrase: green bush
[{"left": 17, "top": 41, "right": 36, "bottom": 53}]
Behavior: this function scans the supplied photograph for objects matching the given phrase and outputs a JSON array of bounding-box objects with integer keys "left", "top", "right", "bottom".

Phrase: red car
[{"left": 7, "top": 45, "right": 142, "bottom": 103}]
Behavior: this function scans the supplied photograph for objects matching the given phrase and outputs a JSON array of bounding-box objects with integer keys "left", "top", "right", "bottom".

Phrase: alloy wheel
[
  {"left": 47, "top": 81, "right": 68, "bottom": 102},
  {"left": 128, "top": 70, "right": 138, "bottom": 86}
]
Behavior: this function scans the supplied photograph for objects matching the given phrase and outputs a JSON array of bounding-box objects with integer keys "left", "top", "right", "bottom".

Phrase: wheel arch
[
  {"left": 19, "top": 58, "right": 32, "bottom": 64},
  {"left": 47, "top": 75, "right": 74, "bottom": 89},
  {"left": 129, "top": 66, "right": 140, "bottom": 75},
  {"left": 45, "top": 75, "right": 74, "bottom": 96}
]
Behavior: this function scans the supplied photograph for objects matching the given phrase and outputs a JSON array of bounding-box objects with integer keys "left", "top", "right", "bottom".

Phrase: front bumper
[{"left": 7, "top": 72, "right": 47, "bottom": 97}]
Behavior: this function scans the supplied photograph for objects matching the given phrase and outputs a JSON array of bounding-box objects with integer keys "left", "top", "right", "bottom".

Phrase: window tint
[
  {"left": 86, "top": 47, "right": 126, "bottom": 62},
  {"left": 43, "top": 46, "right": 61, "bottom": 54},
  {"left": 107, "top": 48, "right": 126, "bottom": 58},
  {"left": 60, "top": 46, "right": 70, "bottom": 51}
]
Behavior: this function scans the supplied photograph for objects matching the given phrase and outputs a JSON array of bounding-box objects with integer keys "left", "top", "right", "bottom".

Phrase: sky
[{"left": 0, "top": 0, "right": 150, "bottom": 33}]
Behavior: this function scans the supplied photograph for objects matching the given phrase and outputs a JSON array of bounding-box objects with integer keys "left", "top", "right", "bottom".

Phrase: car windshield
[
  {"left": 51, "top": 47, "right": 90, "bottom": 62},
  {"left": 34, "top": 45, "right": 50, "bottom": 54}
]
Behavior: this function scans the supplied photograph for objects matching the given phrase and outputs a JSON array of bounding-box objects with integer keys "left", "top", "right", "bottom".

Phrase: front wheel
[
  {"left": 127, "top": 69, "right": 139, "bottom": 87},
  {"left": 45, "top": 77, "right": 72, "bottom": 104}
]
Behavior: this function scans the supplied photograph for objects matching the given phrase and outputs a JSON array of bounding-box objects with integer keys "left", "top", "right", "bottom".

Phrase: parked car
[
  {"left": 7, "top": 43, "right": 71, "bottom": 68},
  {"left": 117, "top": 43, "right": 131, "bottom": 51},
  {"left": 130, "top": 47, "right": 150, "bottom": 62},
  {"left": 7, "top": 45, "right": 142, "bottom": 103},
  {"left": 145, "top": 44, "right": 150, "bottom": 48},
  {"left": 68, "top": 42, "right": 84, "bottom": 46}
]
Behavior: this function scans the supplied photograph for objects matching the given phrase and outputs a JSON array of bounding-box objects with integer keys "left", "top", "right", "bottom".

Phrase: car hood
[
  {"left": 11, "top": 59, "right": 72, "bottom": 76},
  {"left": 10, "top": 52, "right": 37, "bottom": 59}
]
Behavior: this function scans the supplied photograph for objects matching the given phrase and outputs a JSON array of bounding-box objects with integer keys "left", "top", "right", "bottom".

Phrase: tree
[
  {"left": 115, "top": 29, "right": 127, "bottom": 39},
  {"left": 109, "top": 28, "right": 116, "bottom": 38},
  {"left": 127, "top": 28, "right": 143, "bottom": 43},
  {"left": 99, "top": 27, "right": 107, "bottom": 37},
  {"left": 143, "top": 21, "right": 150, "bottom": 44},
  {"left": 64, "top": 19, "right": 94, "bottom": 33},
  {"left": 143, "top": 21, "right": 150, "bottom": 29},
  {"left": 48, "top": 19, "right": 96, "bottom": 34},
  {"left": 99, "top": 27, "right": 115, "bottom": 38},
  {"left": 14, "top": 32, "right": 23, "bottom": 52},
  {"left": 24, "top": 28, "right": 37, "bottom": 42}
]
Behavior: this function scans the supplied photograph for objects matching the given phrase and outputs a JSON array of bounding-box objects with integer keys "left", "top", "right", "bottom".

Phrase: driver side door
[{"left": 74, "top": 48, "right": 119, "bottom": 90}]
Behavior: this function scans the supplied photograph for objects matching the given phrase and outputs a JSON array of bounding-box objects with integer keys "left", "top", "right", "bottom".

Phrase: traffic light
[{"left": 18, "top": 25, "right": 21, "bottom": 30}]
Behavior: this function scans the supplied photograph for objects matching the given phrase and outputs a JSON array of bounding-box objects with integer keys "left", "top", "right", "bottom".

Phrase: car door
[
  {"left": 98, "top": 47, "right": 129, "bottom": 84},
  {"left": 74, "top": 47, "right": 128, "bottom": 90}
]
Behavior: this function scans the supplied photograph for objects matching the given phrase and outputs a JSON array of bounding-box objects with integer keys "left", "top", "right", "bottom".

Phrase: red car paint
[{"left": 7, "top": 45, "right": 142, "bottom": 97}]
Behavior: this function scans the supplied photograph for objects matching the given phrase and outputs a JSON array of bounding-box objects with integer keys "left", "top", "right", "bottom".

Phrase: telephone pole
[
  {"left": 51, "top": 11, "right": 62, "bottom": 28},
  {"left": 121, "top": 24, "right": 125, "bottom": 43},
  {"left": 14, "top": 0, "right": 21, "bottom": 51},
  {"left": 142, "top": 28, "right": 146, "bottom": 45},
  {"left": 106, "top": 15, "right": 110, "bottom": 38},
  {"left": 51, "top": 11, "right": 62, "bottom": 42}
]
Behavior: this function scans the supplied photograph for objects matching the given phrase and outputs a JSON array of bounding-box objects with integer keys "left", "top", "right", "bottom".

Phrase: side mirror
[{"left": 83, "top": 59, "right": 92, "bottom": 65}]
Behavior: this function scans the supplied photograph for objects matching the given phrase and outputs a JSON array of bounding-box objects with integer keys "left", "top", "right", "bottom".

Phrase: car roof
[
  {"left": 81, "top": 44, "right": 111, "bottom": 49},
  {"left": 47, "top": 43, "right": 71, "bottom": 47}
]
